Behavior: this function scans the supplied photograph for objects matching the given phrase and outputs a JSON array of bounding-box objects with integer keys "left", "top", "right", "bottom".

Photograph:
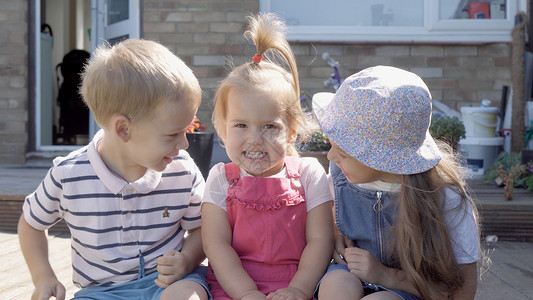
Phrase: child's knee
[
  {"left": 160, "top": 280, "right": 208, "bottom": 300},
  {"left": 323, "top": 269, "right": 359, "bottom": 286},
  {"left": 319, "top": 270, "right": 362, "bottom": 299}
]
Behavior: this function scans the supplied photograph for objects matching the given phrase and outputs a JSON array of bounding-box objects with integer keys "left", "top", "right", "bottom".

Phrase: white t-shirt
[{"left": 203, "top": 157, "right": 333, "bottom": 212}]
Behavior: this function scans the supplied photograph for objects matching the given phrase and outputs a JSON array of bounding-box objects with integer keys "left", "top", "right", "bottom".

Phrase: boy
[{"left": 18, "top": 39, "right": 209, "bottom": 300}]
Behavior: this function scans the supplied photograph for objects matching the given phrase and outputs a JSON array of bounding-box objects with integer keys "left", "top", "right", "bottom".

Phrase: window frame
[{"left": 260, "top": 0, "right": 519, "bottom": 43}]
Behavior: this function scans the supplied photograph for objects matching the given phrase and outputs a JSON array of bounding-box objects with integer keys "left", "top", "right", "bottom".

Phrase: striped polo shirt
[{"left": 22, "top": 131, "right": 204, "bottom": 288}]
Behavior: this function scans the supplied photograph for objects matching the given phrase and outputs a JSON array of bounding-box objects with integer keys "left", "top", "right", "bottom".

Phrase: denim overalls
[{"left": 329, "top": 162, "right": 420, "bottom": 300}]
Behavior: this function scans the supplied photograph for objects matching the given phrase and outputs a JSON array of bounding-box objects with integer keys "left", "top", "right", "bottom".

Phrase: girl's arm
[
  {"left": 275, "top": 201, "right": 334, "bottom": 299},
  {"left": 451, "top": 262, "right": 477, "bottom": 299},
  {"left": 18, "top": 215, "right": 66, "bottom": 300},
  {"left": 332, "top": 204, "right": 354, "bottom": 263},
  {"left": 344, "top": 246, "right": 422, "bottom": 297},
  {"left": 346, "top": 250, "right": 478, "bottom": 299},
  {"left": 378, "top": 261, "right": 478, "bottom": 299},
  {"left": 202, "top": 202, "right": 265, "bottom": 299}
]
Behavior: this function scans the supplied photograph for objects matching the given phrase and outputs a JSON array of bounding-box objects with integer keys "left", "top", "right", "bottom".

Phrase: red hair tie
[{"left": 252, "top": 54, "right": 263, "bottom": 63}]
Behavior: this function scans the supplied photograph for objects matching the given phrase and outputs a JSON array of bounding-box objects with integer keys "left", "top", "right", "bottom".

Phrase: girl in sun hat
[{"left": 312, "top": 66, "right": 481, "bottom": 300}]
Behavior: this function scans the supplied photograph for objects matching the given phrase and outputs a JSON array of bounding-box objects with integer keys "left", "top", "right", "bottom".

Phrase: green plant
[
  {"left": 484, "top": 152, "right": 531, "bottom": 200},
  {"left": 297, "top": 130, "right": 331, "bottom": 152},
  {"left": 483, "top": 152, "right": 522, "bottom": 183},
  {"left": 516, "top": 161, "right": 533, "bottom": 193},
  {"left": 429, "top": 115, "right": 466, "bottom": 150}
]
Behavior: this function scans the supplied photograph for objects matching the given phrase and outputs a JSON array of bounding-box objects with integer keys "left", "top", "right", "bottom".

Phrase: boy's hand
[
  {"left": 266, "top": 287, "right": 306, "bottom": 300},
  {"left": 155, "top": 249, "right": 190, "bottom": 288},
  {"left": 32, "top": 278, "right": 66, "bottom": 300}
]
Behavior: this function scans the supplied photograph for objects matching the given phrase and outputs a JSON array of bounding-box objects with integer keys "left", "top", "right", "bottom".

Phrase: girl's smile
[
  {"left": 223, "top": 87, "right": 294, "bottom": 177},
  {"left": 243, "top": 151, "right": 267, "bottom": 160}
]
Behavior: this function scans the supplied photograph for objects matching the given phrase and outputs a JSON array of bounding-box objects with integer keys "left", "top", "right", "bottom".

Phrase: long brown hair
[
  {"left": 390, "top": 141, "right": 481, "bottom": 299},
  {"left": 212, "top": 13, "right": 306, "bottom": 156}
]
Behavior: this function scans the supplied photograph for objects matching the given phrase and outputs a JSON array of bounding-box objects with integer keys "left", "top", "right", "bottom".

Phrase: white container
[
  {"left": 459, "top": 137, "right": 504, "bottom": 177},
  {"left": 461, "top": 106, "right": 499, "bottom": 137},
  {"left": 526, "top": 101, "right": 533, "bottom": 127}
]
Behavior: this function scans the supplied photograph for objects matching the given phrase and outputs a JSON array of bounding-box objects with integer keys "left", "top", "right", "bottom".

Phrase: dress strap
[
  {"left": 284, "top": 156, "right": 300, "bottom": 179},
  {"left": 224, "top": 162, "right": 240, "bottom": 187}
]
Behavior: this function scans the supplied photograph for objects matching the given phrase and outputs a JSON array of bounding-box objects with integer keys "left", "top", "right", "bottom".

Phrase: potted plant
[
  {"left": 297, "top": 129, "right": 332, "bottom": 172},
  {"left": 484, "top": 151, "right": 529, "bottom": 200},
  {"left": 519, "top": 161, "right": 533, "bottom": 193},
  {"left": 186, "top": 115, "right": 214, "bottom": 179},
  {"left": 429, "top": 115, "right": 466, "bottom": 151}
]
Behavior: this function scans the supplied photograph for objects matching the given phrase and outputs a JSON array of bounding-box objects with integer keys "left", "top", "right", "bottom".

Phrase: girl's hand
[
  {"left": 32, "top": 277, "right": 66, "bottom": 300},
  {"left": 240, "top": 290, "right": 267, "bottom": 300},
  {"left": 155, "top": 249, "right": 190, "bottom": 288},
  {"left": 344, "top": 247, "right": 386, "bottom": 285},
  {"left": 266, "top": 287, "right": 306, "bottom": 300},
  {"left": 332, "top": 232, "right": 354, "bottom": 263}
]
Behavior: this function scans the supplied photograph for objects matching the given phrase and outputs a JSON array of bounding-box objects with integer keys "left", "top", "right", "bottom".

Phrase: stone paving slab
[
  {"left": 1, "top": 162, "right": 532, "bottom": 298},
  {"left": 1, "top": 231, "right": 531, "bottom": 299}
]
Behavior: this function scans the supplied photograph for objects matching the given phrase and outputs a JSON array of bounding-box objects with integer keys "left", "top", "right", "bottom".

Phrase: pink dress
[{"left": 207, "top": 157, "right": 308, "bottom": 299}]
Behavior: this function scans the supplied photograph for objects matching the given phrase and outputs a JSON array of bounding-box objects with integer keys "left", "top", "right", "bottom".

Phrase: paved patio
[
  {"left": 1, "top": 230, "right": 531, "bottom": 299},
  {"left": 0, "top": 144, "right": 532, "bottom": 299}
]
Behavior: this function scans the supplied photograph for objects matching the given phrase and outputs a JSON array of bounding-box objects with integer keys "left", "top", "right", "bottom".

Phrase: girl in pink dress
[{"left": 201, "top": 13, "right": 334, "bottom": 300}]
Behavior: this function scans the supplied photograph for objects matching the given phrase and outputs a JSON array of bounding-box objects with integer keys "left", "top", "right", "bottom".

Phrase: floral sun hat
[{"left": 312, "top": 65, "right": 442, "bottom": 175}]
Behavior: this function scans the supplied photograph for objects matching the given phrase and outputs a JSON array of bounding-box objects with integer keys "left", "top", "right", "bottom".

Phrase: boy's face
[
  {"left": 126, "top": 100, "right": 197, "bottom": 172},
  {"left": 223, "top": 88, "right": 294, "bottom": 177}
]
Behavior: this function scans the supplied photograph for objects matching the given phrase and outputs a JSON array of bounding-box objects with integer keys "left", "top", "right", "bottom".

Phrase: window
[{"left": 260, "top": 0, "right": 521, "bottom": 43}]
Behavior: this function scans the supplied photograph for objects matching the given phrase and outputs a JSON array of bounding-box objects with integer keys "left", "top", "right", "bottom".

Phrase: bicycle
[
  {"left": 300, "top": 52, "right": 343, "bottom": 112},
  {"left": 298, "top": 52, "right": 344, "bottom": 153}
]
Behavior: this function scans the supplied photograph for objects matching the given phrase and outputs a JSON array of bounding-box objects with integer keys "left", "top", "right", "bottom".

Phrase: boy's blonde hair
[
  {"left": 212, "top": 13, "right": 306, "bottom": 156},
  {"left": 81, "top": 39, "right": 201, "bottom": 127}
]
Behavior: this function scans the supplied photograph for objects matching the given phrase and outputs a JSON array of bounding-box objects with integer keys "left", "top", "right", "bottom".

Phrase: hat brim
[
  {"left": 312, "top": 92, "right": 335, "bottom": 116},
  {"left": 311, "top": 92, "right": 441, "bottom": 175}
]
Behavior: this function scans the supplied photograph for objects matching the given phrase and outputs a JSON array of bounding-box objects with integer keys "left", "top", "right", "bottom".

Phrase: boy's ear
[{"left": 112, "top": 115, "right": 131, "bottom": 142}]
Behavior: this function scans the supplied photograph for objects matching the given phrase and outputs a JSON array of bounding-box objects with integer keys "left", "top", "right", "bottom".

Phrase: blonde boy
[{"left": 18, "top": 39, "right": 209, "bottom": 300}]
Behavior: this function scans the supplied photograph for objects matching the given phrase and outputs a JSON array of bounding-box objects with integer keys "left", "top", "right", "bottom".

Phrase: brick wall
[
  {"left": 143, "top": 0, "right": 512, "bottom": 132},
  {"left": 296, "top": 43, "right": 512, "bottom": 112},
  {"left": 0, "top": 1, "right": 28, "bottom": 164},
  {"left": 0, "top": 0, "right": 513, "bottom": 164},
  {"left": 143, "top": 0, "right": 259, "bottom": 130}
]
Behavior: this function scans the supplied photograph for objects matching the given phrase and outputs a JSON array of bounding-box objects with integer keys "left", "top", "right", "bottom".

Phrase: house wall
[
  {"left": 143, "top": 0, "right": 512, "bottom": 132},
  {"left": 0, "top": 0, "right": 514, "bottom": 164},
  {"left": 0, "top": 0, "right": 28, "bottom": 164}
]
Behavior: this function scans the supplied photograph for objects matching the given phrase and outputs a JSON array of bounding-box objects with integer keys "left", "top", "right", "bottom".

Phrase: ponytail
[{"left": 212, "top": 13, "right": 307, "bottom": 156}]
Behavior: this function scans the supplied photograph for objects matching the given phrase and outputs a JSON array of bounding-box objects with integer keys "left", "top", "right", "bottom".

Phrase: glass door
[{"left": 89, "top": 0, "right": 140, "bottom": 139}]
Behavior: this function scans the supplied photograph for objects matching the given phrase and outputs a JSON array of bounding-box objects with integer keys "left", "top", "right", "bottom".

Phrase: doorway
[{"left": 35, "top": 0, "right": 140, "bottom": 151}]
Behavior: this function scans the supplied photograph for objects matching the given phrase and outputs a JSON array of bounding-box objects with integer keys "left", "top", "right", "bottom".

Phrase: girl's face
[
  {"left": 327, "top": 141, "right": 401, "bottom": 184},
  {"left": 223, "top": 88, "right": 295, "bottom": 177}
]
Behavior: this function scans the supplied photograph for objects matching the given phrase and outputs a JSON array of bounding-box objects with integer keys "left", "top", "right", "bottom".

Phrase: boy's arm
[
  {"left": 270, "top": 201, "right": 334, "bottom": 299},
  {"left": 18, "top": 215, "right": 66, "bottom": 300},
  {"left": 202, "top": 202, "right": 265, "bottom": 299},
  {"left": 180, "top": 227, "right": 205, "bottom": 270},
  {"left": 155, "top": 227, "right": 205, "bottom": 288}
]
